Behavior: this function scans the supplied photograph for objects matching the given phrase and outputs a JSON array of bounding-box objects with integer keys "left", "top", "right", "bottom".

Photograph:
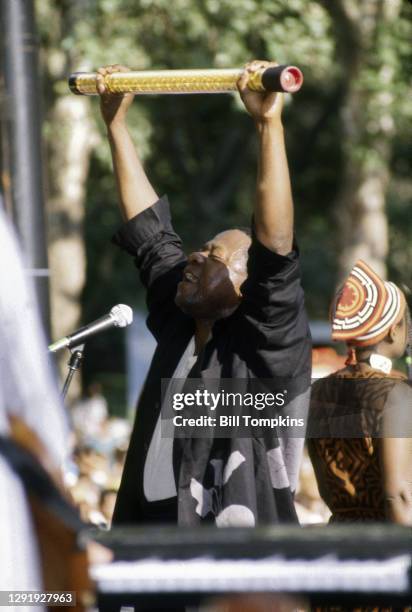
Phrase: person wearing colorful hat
[{"left": 307, "top": 260, "right": 412, "bottom": 525}]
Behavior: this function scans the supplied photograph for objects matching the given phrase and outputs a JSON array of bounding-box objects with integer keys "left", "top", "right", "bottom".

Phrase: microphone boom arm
[{"left": 61, "top": 345, "right": 85, "bottom": 400}]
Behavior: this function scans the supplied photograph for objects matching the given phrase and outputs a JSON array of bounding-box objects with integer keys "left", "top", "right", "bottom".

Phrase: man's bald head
[{"left": 175, "top": 228, "right": 252, "bottom": 321}]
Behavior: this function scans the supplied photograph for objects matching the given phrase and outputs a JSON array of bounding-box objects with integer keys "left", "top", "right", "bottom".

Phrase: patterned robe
[{"left": 308, "top": 364, "right": 412, "bottom": 522}]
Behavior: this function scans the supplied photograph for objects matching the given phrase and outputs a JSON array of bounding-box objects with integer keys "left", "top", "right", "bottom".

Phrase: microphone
[{"left": 48, "top": 304, "right": 133, "bottom": 353}]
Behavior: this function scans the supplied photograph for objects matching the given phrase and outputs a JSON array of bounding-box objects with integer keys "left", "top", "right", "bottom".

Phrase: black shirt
[{"left": 112, "top": 196, "right": 312, "bottom": 526}]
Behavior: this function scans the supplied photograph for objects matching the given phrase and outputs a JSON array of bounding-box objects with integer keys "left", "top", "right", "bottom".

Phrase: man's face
[{"left": 175, "top": 229, "right": 251, "bottom": 320}]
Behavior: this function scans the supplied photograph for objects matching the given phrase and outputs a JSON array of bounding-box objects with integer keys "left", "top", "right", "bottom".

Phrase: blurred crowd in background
[{"left": 65, "top": 383, "right": 130, "bottom": 528}]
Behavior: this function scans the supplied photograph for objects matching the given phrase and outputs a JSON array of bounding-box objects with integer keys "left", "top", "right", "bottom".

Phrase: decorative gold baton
[{"left": 68, "top": 65, "right": 303, "bottom": 95}]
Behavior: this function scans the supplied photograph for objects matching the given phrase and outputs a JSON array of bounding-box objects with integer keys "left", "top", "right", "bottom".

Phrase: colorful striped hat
[{"left": 331, "top": 260, "right": 406, "bottom": 347}]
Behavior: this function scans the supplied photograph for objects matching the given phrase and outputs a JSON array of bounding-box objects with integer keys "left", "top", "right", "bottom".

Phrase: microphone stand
[{"left": 62, "top": 344, "right": 85, "bottom": 400}]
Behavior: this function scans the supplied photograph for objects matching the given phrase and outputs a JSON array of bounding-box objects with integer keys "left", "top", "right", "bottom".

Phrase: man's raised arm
[
  {"left": 97, "top": 65, "right": 187, "bottom": 340},
  {"left": 97, "top": 64, "right": 158, "bottom": 221},
  {"left": 238, "top": 61, "right": 293, "bottom": 255}
]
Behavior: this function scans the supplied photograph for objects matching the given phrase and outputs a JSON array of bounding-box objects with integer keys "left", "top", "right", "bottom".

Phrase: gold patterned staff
[{"left": 69, "top": 65, "right": 303, "bottom": 96}]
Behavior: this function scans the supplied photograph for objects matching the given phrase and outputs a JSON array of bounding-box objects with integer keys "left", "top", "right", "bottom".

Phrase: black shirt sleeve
[
  {"left": 237, "top": 231, "right": 311, "bottom": 378},
  {"left": 112, "top": 196, "right": 187, "bottom": 340}
]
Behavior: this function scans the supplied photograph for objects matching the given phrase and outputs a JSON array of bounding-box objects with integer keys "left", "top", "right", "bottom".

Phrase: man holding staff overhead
[{"left": 96, "top": 61, "right": 311, "bottom": 526}]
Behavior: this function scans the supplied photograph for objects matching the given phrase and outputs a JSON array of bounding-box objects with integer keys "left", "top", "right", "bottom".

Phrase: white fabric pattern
[{"left": 190, "top": 450, "right": 255, "bottom": 526}]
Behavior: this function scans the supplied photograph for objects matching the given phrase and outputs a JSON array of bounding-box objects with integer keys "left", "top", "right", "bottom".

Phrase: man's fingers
[
  {"left": 96, "top": 64, "right": 131, "bottom": 96},
  {"left": 237, "top": 70, "right": 249, "bottom": 92},
  {"left": 96, "top": 73, "right": 106, "bottom": 95},
  {"left": 97, "top": 64, "right": 130, "bottom": 76},
  {"left": 96, "top": 67, "right": 110, "bottom": 95},
  {"left": 105, "top": 64, "right": 129, "bottom": 73},
  {"left": 244, "top": 59, "right": 278, "bottom": 75},
  {"left": 238, "top": 60, "right": 266, "bottom": 92},
  {"left": 245, "top": 59, "right": 269, "bottom": 72}
]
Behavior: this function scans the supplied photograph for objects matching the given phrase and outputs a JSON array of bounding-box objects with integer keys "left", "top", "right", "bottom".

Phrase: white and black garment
[
  {"left": 112, "top": 196, "right": 312, "bottom": 526},
  {"left": 176, "top": 384, "right": 310, "bottom": 526}
]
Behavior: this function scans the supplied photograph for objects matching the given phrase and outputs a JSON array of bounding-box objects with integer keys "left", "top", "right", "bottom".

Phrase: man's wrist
[
  {"left": 255, "top": 118, "right": 284, "bottom": 136},
  {"left": 106, "top": 117, "right": 128, "bottom": 135}
]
